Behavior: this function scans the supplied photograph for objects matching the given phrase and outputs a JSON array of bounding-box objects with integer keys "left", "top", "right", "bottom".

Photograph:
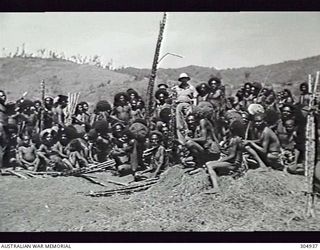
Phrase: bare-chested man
[
  {"left": 184, "top": 112, "right": 220, "bottom": 164},
  {"left": 244, "top": 113, "right": 283, "bottom": 170},
  {"left": 113, "top": 92, "right": 131, "bottom": 124}
]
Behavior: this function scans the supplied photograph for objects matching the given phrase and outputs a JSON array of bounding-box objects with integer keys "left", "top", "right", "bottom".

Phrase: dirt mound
[
  {"left": 149, "top": 166, "right": 210, "bottom": 196},
  {"left": 119, "top": 166, "right": 314, "bottom": 231},
  {"left": 1, "top": 165, "right": 320, "bottom": 231}
]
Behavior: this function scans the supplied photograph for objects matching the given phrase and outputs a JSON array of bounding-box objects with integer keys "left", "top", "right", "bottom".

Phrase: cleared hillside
[{"left": 0, "top": 57, "right": 149, "bottom": 105}]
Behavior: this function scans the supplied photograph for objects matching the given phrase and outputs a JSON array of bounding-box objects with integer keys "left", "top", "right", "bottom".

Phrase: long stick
[
  {"left": 6, "top": 170, "right": 28, "bottom": 179},
  {"left": 313, "top": 71, "right": 320, "bottom": 94},
  {"left": 88, "top": 181, "right": 157, "bottom": 197},
  {"left": 78, "top": 175, "right": 108, "bottom": 187},
  {"left": 145, "top": 12, "right": 167, "bottom": 123}
]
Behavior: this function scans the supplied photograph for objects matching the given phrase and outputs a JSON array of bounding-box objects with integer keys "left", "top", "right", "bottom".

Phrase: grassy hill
[
  {"left": 117, "top": 55, "right": 320, "bottom": 96},
  {"left": 0, "top": 57, "right": 148, "bottom": 105},
  {"left": 1, "top": 55, "right": 320, "bottom": 106}
]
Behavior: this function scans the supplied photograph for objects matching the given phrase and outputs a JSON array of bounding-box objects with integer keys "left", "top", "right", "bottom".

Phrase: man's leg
[
  {"left": 206, "top": 162, "right": 220, "bottom": 193},
  {"left": 185, "top": 140, "right": 204, "bottom": 156},
  {"left": 245, "top": 145, "right": 268, "bottom": 169},
  {"left": 205, "top": 161, "right": 234, "bottom": 193}
]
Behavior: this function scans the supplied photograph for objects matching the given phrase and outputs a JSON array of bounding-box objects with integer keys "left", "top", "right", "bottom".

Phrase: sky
[{"left": 0, "top": 12, "right": 320, "bottom": 69}]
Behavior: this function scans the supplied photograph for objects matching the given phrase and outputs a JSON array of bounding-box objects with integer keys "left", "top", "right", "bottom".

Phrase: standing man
[
  {"left": 172, "top": 73, "right": 198, "bottom": 105},
  {"left": 0, "top": 90, "right": 8, "bottom": 168}
]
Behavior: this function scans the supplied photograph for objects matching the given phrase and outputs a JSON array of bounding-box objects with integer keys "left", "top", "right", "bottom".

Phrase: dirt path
[{"left": 1, "top": 167, "right": 320, "bottom": 231}]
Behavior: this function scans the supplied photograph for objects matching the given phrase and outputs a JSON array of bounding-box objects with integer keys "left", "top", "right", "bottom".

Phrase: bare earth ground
[{"left": 1, "top": 166, "right": 320, "bottom": 231}]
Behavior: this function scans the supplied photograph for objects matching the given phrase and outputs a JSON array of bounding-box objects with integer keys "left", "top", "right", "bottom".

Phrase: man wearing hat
[{"left": 172, "top": 73, "right": 198, "bottom": 105}]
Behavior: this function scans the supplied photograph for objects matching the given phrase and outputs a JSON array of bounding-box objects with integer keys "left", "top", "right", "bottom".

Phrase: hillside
[
  {"left": 117, "top": 55, "right": 320, "bottom": 96},
  {"left": 0, "top": 57, "right": 149, "bottom": 105},
  {"left": 1, "top": 55, "right": 320, "bottom": 105}
]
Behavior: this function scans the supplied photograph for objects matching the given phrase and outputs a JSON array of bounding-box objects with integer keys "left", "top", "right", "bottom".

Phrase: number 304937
[{"left": 301, "top": 244, "right": 318, "bottom": 248}]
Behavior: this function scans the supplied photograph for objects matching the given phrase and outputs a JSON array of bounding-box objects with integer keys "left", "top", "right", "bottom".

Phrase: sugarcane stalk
[
  {"left": 89, "top": 179, "right": 158, "bottom": 196},
  {"left": 88, "top": 181, "right": 157, "bottom": 197},
  {"left": 18, "top": 170, "right": 61, "bottom": 175},
  {"left": 93, "top": 185, "right": 153, "bottom": 197},
  {"left": 24, "top": 172, "right": 42, "bottom": 178},
  {"left": 78, "top": 174, "right": 108, "bottom": 187},
  {"left": 6, "top": 169, "right": 28, "bottom": 179}
]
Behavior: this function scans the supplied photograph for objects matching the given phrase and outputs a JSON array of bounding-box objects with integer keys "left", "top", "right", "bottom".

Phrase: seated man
[
  {"left": 111, "top": 127, "right": 135, "bottom": 176},
  {"left": 139, "top": 131, "right": 167, "bottom": 178},
  {"left": 244, "top": 113, "right": 283, "bottom": 170},
  {"left": 205, "top": 120, "right": 245, "bottom": 193},
  {"left": 184, "top": 112, "right": 220, "bottom": 165},
  {"left": 278, "top": 119, "right": 304, "bottom": 174}
]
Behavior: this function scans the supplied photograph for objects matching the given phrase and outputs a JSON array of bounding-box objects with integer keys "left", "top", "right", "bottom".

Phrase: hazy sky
[{"left": 1, "top": 12, "right": 320, "bottom": 69}]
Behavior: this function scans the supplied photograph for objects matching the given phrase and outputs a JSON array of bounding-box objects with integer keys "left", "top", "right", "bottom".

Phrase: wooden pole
[
  {"left": 305, "top": 72, "right": 319, "bottom": 218},
  {"left": 145, "top": 12, "right": 167, "bottom": 124}
]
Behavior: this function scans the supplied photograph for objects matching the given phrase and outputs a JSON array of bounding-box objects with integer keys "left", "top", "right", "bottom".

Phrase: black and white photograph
[{"left": 1, "top": 12, "right": 320, "bottom": 233}]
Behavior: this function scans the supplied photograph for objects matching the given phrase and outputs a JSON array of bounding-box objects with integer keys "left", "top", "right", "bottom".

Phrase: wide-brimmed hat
[{"left": 178, "top": 73, "right": 190, "bottom": 82}]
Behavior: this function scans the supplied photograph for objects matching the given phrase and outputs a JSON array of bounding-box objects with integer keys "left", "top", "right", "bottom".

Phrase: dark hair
[
  {"left": 75, "top": 103, "right": 83, "bottom": 115},
  {"left": 122, "top": 128, "right": 134, "bottom": 139},
  {"left": 244, "top": 82, "right": 252, "bottom": 88},
  {"left": 280, "top": 103, "right": 295, "bottom": 113},
  {"left": 196, "top": 82, "right": 210, "bottom": 95},
  {"left": 95, "top": 100, "right": 111, "bottom": 113},
  {"left": 68, "top": 139, "right": 82, "bottom": 152},
  {"left": 93, "top": 120, "right": 109, "bottom": 134},
  {"left": 283, "top": 88, "right": 292, "bottom": 97},
  {"left": 114, "top": 92, "right": 129, "bottom": 106},
  {"left": 264, "top": 109, "right": 280, "bottom": 126},
  {"left": 155, "top": 89, "right": 169, "bottom": 100},
  {"left": 149, "top": 130, "right": 163, "bottom": 142},
  {"left": 126, "top": 88, "right": 140, "bottom": 98},
  {"left": 59, "top": 126, "right": 79, "bottom": 140},
  {"left": 300, "top": 82, "right": 308, "bottom": 91},
  {"left": 159, "top": 108, "right": 172, "bottom": 123},
  {"left": 208, "top": 77, "right": 221, "bottom": 86},
  {"left": 229, "top": 120, "right": 245, "bottom": 138},
  {"left": 17, "top": 99, "right": 34, "bottom": 111}
]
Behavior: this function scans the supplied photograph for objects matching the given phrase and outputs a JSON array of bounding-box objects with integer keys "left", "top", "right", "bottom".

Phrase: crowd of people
[{"left": 0, "top": 72, "right": 317, "bottom": 192}]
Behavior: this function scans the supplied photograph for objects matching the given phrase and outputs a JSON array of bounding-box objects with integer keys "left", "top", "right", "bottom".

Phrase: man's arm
[
  {"left": 17, "top": 147, "right": 31, "bottom": 166},
  {"left": 249, "top": 131, "right": 269, "bottom": 155},
  {"left": 219, "top": 139, "right": 237, "bottom": 162},
  {"left": 190, "top": 120, "right": 207, "bottom": 144}
]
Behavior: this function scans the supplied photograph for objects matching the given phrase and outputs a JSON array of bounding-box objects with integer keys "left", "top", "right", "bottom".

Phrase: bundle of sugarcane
[
  {"left": 84, "top": 159, "right": 116, "bottom": 174},
  {"left": 87, "top": 178, "right": 158, "bottom": 197},
  {"left": 63, "top": 159, "right": 116, "bottom": 176},
  {"left": 305, "top": 72, "right": 319, "bottom": 218},
  {"left": 65, "top": 92, "right": 80, "bottom": 126}
]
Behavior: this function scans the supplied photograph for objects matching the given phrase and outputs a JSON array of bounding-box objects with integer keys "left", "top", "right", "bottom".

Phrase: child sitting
[{"left": 17, "top": 134, "right": 40, "bottom": 171}]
